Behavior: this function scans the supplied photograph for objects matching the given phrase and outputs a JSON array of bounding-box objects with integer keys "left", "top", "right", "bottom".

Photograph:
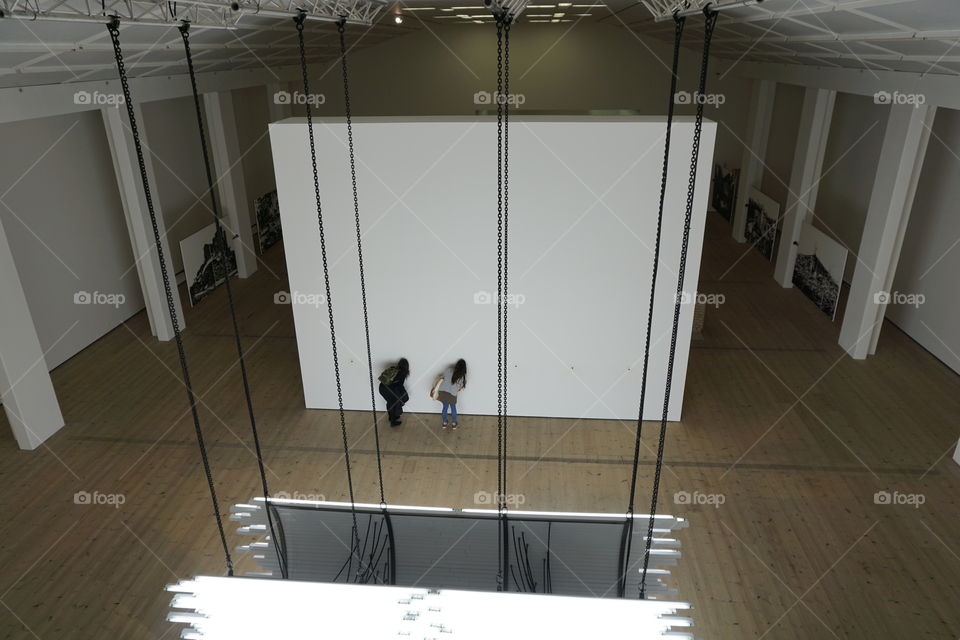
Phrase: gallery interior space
[{"left": 0, "top": 0, "right": 958, "bottom": 637}]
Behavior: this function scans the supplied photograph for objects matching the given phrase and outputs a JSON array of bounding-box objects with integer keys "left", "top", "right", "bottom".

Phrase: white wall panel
[
  {"left": 272, "top": 116, "right": 714, "bottom": 420},
  {"left": 0, "top": 110, "right": 145, "bottom": 370}
]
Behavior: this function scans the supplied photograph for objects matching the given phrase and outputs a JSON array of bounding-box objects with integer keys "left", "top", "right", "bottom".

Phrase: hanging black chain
[
  {"left": 620, "top": 13, "right": 686, "bottom": 598},
  {"left": 494, "top": 11, "right": 507, "bottom": 593},
  {"left": 337, "top": 19, "right": 386, "bottom": 508},
  {"left": 106, "top": 16, "right": 234, "bottom": 577},
  {"left": 639, "top": 7, "right": 719, "bottom": 599},
  {"left": 294, "top": 11, "right": 362, "bottom": 563},
  {"left": 501, "top": 13, "right": 512, "bottom": 594},
  {"left": 178, "top": 21, "right": 287, "bottom": 580}
]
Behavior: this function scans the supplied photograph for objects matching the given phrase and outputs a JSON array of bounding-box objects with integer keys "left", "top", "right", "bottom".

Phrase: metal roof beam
[{"left": 0, "top": 0, "right": 386, "bottom": 28}]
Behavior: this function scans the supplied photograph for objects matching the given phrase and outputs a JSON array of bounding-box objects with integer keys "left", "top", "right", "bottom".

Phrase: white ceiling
[{"left": 0, "top": 0, "right": 958, "bottom": 89}]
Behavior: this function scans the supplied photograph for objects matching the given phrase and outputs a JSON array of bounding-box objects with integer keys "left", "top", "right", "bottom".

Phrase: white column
[
  {"left": 0, "top": 217, "right": 65, "bottom": 450},
  {"left": 839, "top": 103, "right": 935, "bottom": 360},
  {"left": 204, "top": 91, "right": 257, "bottom": 278},
  {"left": 101, "top": 105, "right": 185, "bottom": 339},
  {"left": 733, "top": 79, "right": 775, "bottom": 243},
  {"left": 773, "top": 88, "right": 836, "bottom": 288},
  {"left": 867, "top": 105, "right": 936, "bottom": 356}
]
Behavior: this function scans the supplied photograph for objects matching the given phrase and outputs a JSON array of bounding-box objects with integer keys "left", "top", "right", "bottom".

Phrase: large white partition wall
[{"left": 271, "top": 116, "right": 715, "bottom": 421}]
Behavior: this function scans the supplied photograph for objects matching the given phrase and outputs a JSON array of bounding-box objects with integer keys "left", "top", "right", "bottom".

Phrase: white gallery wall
[
  {"left": 760, "top": 83, "right": 803, "bottom": 219},
  {"left": 0, "top": 110, "right": 145, "bottom": 371},
  {"left": 814, "top": 93, "right": 888, "bottom": 283},
  {"left": 272, "top": 116, "right": 715, "bottom": 420},
  {"left": 140, "top": 97, "right": 218, "bottom": 277},
  {"left": 233, "top": 85, "right": 278, "bottom": 207}
]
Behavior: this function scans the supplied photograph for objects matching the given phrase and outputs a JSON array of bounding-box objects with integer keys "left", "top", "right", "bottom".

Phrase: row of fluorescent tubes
[{"left": 399, "top": 2, "right": 603, "bottom": 19}]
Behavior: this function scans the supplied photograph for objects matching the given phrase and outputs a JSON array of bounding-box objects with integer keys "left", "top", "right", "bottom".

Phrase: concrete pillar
[
  {"left": 204, "top": 91, "right": 257, "bottom": 278},
  {"left": 839, "top": 103, "right": 935, "bottom": 360},
  {"left": 733, "top": 79, "right": 776, "bottom": 243},
  {"left": 773, "top": 88, "right": 836, "bottom": 288},
  {"left": 0, "top": 217, "right": 65, "bottom": 450},
  {"left": 102, "top": 105, "right": 185, "bottom": 340}
]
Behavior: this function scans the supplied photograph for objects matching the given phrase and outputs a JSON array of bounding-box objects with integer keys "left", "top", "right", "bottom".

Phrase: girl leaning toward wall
[{"left": 433, "top": 359, "right": 467, "bottom": 429}]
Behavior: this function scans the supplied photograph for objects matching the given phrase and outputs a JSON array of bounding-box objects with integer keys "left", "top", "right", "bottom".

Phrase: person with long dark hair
[
  {"left": 437, "top": 359, "right": 467, "bottom": 429},
  {"left": 378, "top": 357, "right": 410, "bottom": 427}
]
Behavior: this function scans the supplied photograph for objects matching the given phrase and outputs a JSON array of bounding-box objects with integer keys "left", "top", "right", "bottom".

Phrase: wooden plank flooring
[{"left": 0, "top": 212, "right": 957, "bottom": 639}]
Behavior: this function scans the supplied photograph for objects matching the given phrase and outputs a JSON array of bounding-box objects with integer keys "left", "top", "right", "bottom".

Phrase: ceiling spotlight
[{"left": 394, "top": 14, "right": 403, "bottom": 23}]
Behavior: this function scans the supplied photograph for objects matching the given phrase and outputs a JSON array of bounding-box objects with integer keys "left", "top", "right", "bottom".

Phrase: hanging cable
[
  {"left": 336, "top": 18, "right": 387, "bottom": 508},
  {"left": 106, "top": 15, "right": 233, "bottom": 576},
  {"left": 619, "top": 13, "right": 686, "bottom": 598},
  {"left": 178, "top": 20, "right": 287, "bottom": 580},
  {"left": 639, "top": 6, "right": 720, "bottom": 599},
  {"left": 293, "top": 10, "right": 363, "bottom": 570}
]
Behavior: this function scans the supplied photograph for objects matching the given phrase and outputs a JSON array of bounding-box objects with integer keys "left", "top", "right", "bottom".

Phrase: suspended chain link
[
  {"left": 337, "top": 19, "right": 386, "bottom": 508},
  {"left": 494, "top": 11, "right": 507, "bottom": 593},
  {"left": 620, "top": 13, "right": 686, "bottom": 598},
  {"left": 178, "top": 21, "right": 287, "bottom": 581},
  {"left": 294, "top": 11, "right": 363, "bottom": 564},
  {"left": 639, "top": 7, "right": 719, "bottom": 599},
  {"left": 501, "top": 14, "right": 512, "bottom": 594},
  {"left": 106, "top": 16, "right": 234, "bottom": 576}
]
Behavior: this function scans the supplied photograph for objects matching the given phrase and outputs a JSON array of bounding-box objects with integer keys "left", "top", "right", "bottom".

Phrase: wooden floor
[{"left": 1, "top": 212, "right": 958, "bottom": 639}]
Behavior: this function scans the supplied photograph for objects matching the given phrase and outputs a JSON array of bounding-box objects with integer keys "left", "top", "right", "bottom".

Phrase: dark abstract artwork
[
  {"left": 256, "top": 190, "right": 282, "bottom": 253},
  {"left": 792, "top": 253, "right": 840, "bottom": 318},
  {"left": 711, "top": 165, "right": 739, "bottom": 222},
  {"left": 792, "top": 223, "right": 847, "bottom": 320},
  {"left": 744, "top": 190, "right": 779, "bottom": 261},
  {"left": 183, "top": 225, "right": 238, "bottom": 307}
]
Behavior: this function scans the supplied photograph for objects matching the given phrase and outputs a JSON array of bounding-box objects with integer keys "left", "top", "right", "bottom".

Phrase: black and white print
[
  {"left": 711, "top": 164, "right": 739, "bottom": 222},
  {"left": 744, "top": 188, "right": 780, "bottom": 261},
  {"left": 180, "top": 222, "right": 239, "bottom": 307},
  {"left": 792, "top": 223, "right": 848, "bottom": 320},
  {"left": 255, "top": 189, "right": 282, "bottom": 253}
]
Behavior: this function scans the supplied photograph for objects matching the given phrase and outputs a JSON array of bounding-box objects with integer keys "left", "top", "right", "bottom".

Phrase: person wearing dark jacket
[{"left": 378, "top": 358, "right": 410, "bottom": 427}]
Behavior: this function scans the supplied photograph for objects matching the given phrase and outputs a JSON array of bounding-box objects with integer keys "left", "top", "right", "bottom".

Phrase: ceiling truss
[
  {"left": 0, "top": 0, "right": 958, "bottom": 91},
  {"left": 635, "top": 0, "right": 960, "bottom": 77},
  {"left": 0, "top": 0, "right": 386, "bottom": 29}
]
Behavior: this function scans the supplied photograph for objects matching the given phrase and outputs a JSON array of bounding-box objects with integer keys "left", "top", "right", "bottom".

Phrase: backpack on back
[{"left": 379, "top": 365, "right": 400, "bottom": 386}]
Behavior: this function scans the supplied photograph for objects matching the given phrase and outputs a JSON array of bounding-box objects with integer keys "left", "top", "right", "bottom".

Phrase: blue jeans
[{"left": 442, "top": 402, "right": 458, "bottom": 423}]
